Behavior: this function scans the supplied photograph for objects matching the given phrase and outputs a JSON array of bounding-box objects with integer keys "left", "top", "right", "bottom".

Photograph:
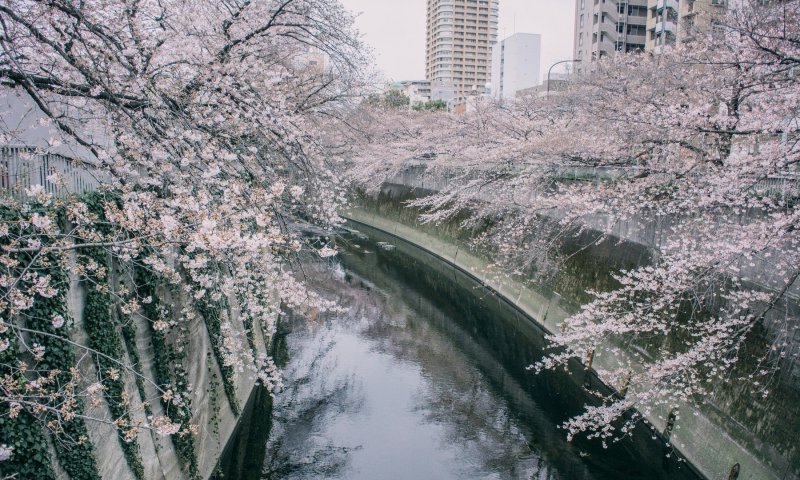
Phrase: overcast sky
[{"left": 339, "top": 0, "right": 575, "bottom": 83}]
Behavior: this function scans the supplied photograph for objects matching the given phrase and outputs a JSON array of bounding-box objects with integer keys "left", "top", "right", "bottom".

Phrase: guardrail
[
  {"left": 399, "top": 161, "right": 800, "bottom": 199},
  {"left": 555, "top": 165, "right": 800, "bottom": 198},
  {"left": 0, "top": 145, "right": 104, "bottom": 201}
]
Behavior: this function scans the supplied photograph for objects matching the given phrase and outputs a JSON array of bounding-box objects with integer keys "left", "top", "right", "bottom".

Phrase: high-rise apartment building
[
  {"left": 573, "top": 0, "right": 648, "bottom": 64},
  {"left": 573, "top": 0, "right": 729, "bottom": 61},
  {"left": 426, "top": 0, "right": 499, "bottom": 107},
  {"left": 491, "top": 33, "right": 542, "bottom": 100},
  {"left": 645, "top": 0, "right": 728, "bottom": 51}
]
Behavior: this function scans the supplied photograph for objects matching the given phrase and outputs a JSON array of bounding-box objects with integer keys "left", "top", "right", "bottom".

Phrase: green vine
[
  {"left": 0, "top": 316, "right": 55, "bottom": 480},
  {"left": 236, "top": 282, "right": 265, "bottom": 358},
  {"left": 0, "top": 204, "right": 100, "bottom": 480},
  {"left": 135, "top": 264, "right": 199, "bottom": 479},
  {"left": 207, "top": 352, "right": 221, "bottom": 439},
  {"left": 81, "top": 194, "right": 145, "bottom": 480},
  {"left": 197, "top": 293, "right": 240, "bottom": 415},
  {"left": 119, "top": 315, "right": 151, "bottom": 417},
  {"left": 26, "top": 253, "right": 101, "bottom": 480},
  {"left": 241, "top": 313, "right": 257, "bottom": 359},
  {"left": 0, "top": 407, "right": 55, "bottom": 480}
]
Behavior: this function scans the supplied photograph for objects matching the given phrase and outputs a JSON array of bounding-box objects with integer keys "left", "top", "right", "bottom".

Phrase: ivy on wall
[
  {"left": 135, "top": 264, "right": 199, "bottom": 480},
  {"left": 197, "top": 294, "right": 240, "bottom": 416},
  {"left": 1, "top": 191, "right": 264, "bottom": 480},
  {"left": 27, "top": 254, "right": 101, "bottom": 480},
  {"left": 0, "top": 407, "right": 55, "bottom": 480},
  {"left": 236, "top": 285, "right": 264, "bottom": 359},
  {"left": 119, "top": 311, "right": 151, "bottom": 417},
  {"left": 207, "top": 352, "right": 222, "bottom": 440},
  {"left": 81, "top": 194, "right": 145, "bottom": 480},
  {"left": 0, "top": 205, "right": 100, "bottom": 480},
  {"left": 0, "top": 322, "right": 55, "bottom": 480}
]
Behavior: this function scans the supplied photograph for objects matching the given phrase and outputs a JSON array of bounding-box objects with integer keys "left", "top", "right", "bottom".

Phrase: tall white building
[
  {"left": 490, "top": 33, "right": 542, "bottom": 100},
  {"left": 426, "top": 0, "right": 500, "bottom": 110}
]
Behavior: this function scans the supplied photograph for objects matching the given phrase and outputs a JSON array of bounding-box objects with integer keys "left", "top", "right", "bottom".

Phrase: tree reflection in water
[
  {"left": 262, "top": 260, "right": 563, "bottom": 480},
  {"left": 223, "top": 233, "right": 697, "bottom": 480}
]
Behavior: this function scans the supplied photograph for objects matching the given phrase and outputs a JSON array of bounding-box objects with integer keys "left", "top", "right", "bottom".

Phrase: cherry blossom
[{"left": 349, "top": 0, "right": 800, "bottom": 442}]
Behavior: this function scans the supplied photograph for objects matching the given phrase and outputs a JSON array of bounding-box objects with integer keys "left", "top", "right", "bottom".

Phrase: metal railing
[
  {"left": 554, "top": 165, "right": 800, "bottom": 197},
  {"left": 0, "top": 146, "right": 104, "bottom": 201}
]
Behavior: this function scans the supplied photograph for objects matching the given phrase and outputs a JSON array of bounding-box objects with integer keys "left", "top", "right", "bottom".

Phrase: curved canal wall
[{"left": 342, "top": 208, "right": 799, "bottom": 480}]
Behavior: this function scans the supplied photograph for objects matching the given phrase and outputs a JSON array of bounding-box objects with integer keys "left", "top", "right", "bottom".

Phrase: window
[
  {"left": 579, "top": 32, "right": 584, "bottom": 46},
  {"left": 628, "top": 24, "right": 646, "bottom": 36},
  {"left": 628, "top": 5, "right": 647, "bottom": 17},
  {"left": 711, "top": 19, "right": 726, "bottom": 39},
  {"left": 580, "top": 14, "right": 584, "bottom": 27}
]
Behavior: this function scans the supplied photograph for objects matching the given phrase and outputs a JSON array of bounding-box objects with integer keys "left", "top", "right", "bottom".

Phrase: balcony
[
  {"left": 654, "top": 20, "right": 677, "bottom": 35},
  {"left": 598, "top": 39, "right": 616, "bottom": 55},
  {"left": 627, "top": 15, "right": 647, "bottom": 26},
  {"left": 656, "top": 0, "right": 679, "bottom": 11},
  {"left": 598, "top": 2, "right": 619, "bottom": 23}
]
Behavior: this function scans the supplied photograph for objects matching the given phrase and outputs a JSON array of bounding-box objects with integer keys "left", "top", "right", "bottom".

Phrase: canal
[{"left": 216, "top": 223, "right": 699, "bottom": 480}]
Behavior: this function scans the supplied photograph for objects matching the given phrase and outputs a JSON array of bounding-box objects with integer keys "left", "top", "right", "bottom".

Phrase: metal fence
[
  {"left": 0, "top": 145, "right": 104, "bottom": 201},
  {"left": 555, "top": 165, "right": 800, "bottom": 198}
]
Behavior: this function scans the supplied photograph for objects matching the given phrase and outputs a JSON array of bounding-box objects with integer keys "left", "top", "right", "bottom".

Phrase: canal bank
[
  {"left": 340, "top": 209, "right": 793, "bottom": 480},
  {"left": 216, "top": 222, "right": 702, "bottom": 479}
]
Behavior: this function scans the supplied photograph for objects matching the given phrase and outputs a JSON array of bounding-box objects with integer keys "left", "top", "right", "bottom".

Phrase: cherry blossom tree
[
  {"left": 350, "top": 0, "right": 800, "bottom": 447},
  {"left": 0, "top": 0, "right": 367, "bottom": 475}
]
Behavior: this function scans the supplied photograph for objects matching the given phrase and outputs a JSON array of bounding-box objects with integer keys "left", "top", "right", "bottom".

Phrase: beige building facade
[
  {"left": 425, "top": 0, "right": 499, "bottom": 107},
  {"left": 574, "top": 0, "right": 729, "bottom": 64},
  {"left": 573, "top": 0, "right": 648, "bottom": 65},
  {"left": 645, "top": 0, "right": 728, "bottom": 50}
]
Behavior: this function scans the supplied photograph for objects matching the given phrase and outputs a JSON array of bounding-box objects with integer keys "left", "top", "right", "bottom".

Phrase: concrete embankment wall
[
  {"left": 56, "top": 260, "right": 274, "bottom": 480},
  {"left": 344, "top": 196, "right": 800, "bottom": 480},
  {"left": 387, "top": 166, "right": 800, "bottom": 303}
]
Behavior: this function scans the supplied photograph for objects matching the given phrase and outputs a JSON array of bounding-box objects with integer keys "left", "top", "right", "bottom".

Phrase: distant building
[
  {"left": 645, "top": 0, "right": 728, "bottom": 51},
  {"left": 429, "top": 82, "right": 457, "bottom": 106},
  {"left": 516, "top": 73, "right": 571, "bottom": 98},
  {"left": 384, "top": 80, "right": 459, "bottom": 110},
  {"left": 387, "top": 80, "right": 433, "bottom": 106},
  {"left": 573, "top": 0, "right": 648, "bottom": 64},
  {"left": 294, "top": 47, "right": 330, "bottom": 74},
  {"left": 426, "top": 0, "right": 499, "bottom": 108},
  {"left": 490, "top": 33, "right": 542, "bottom": 100},
  {"left": 573, "top": 0, "right": 730, "bottom": 62}
]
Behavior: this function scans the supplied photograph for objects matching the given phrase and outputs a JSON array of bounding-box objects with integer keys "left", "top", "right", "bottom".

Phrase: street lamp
[{"left": 546, "top": 59, "right": 582, "bottom": 96}]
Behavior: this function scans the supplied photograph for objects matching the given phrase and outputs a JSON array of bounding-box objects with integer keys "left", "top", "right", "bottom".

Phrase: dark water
[{"left": 217, "top": 223, "right": 700, "bottom": 480}]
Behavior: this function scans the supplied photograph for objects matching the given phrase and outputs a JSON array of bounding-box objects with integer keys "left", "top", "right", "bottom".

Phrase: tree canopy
[{"left": 350, "top": 0, "right": 800, "bottom": 445}]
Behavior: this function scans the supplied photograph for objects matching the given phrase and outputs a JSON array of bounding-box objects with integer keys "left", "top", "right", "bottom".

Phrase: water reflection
[
  {"left": 263, "top": 264, "right": 563, "bottom": 480},
  {"left": 219, "top": 226, "right": 699, "bottom": 480}
]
